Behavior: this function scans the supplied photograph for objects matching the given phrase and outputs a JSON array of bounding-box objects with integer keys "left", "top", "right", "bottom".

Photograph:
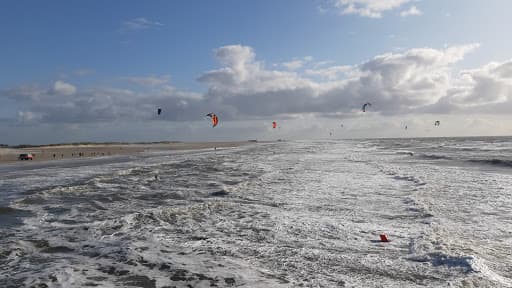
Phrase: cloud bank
[
  {"left": 2, "top": 43, "right": 512, "bottom": 142},
  {"left": 196, "top": 43, "right": 495, "bottom": 119}
]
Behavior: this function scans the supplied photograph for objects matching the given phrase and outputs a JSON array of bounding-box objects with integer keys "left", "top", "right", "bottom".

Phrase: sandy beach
[{"left": 0, "top": 141, "right": 251, "bottom": 164}]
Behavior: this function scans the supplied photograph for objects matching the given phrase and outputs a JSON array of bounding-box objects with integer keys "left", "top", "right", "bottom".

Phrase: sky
[{"left": 1, "top": 0, "right": 512, "bottom": 144}]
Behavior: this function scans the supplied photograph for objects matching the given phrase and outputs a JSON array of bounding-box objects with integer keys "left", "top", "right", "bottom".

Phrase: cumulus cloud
[
  {"left": 1, "top": 80, "right": 203, "bottom": 125},
  {"left": 334, "top": 0, "right": 412, "bottom": 18},
  {"left": 196, "top": 44, "right": 487, "bottom": 118},
  {"left": 4, "top": 43, "right": 512, "bottom": 133},
  {"left": 4, "top": 43, "right": 512, "bottom": 143},
  {"left": 425, "top": 60, "right": 512, "bottom": 113},
  {"left": 121, "top": 17, "right": 163, "bottom": 32},
  {"left": 400, "top": 6, "right": 422, "bottom": 17},
  {"left": 53, "top": 81, "right": 76, "bottom": 96},
  {"left": 344, "top": 44, "right": 481, "bottom": 113},
  {"left": 198, "top": 45, "right": 315, "bottom": 97}
]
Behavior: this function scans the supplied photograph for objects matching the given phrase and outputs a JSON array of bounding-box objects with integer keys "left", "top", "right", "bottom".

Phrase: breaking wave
[
  {"left": 416, "top": 154, "right": 453, "bottom": 161},
  {"left": 468, "top": 158, "right": 512, "bottom": 168},
  {"left": 2, "top": 139, "right": 512, "bottom": 287}
]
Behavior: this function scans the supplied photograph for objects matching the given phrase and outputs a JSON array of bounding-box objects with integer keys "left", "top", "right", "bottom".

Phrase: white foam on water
[{"left": 2, "top": 140, "right": 512, "bottom": 287}]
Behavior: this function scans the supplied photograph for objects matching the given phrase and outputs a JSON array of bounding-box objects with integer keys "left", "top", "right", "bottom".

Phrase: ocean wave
[
  {"left": 0, "top": 206, "right": 21, "bottom": 215},
  {"left": 409, "top": 252, "right": 512, "bottom": 286},
  {"left": 468, "top": 158, "right": 512, "bottom": 168},
  {"left": 4, "top": 139, "right": 512, "bottom": 287},
  {"left": 384, "top": 170, "right": 427, "bottom": 186},
  {"left": 416, "top": 154, "right": 453, "bottom": 161},
  {"left": 395, "top": 151, "right": 414, "bottom": 156},
  {"left": 410, "top": 252, "right": 477, "bottom": 272},
  {"left": 0, "top": 206, "right": 34, "bottom": 227},
  {"left": 414, "top": 152, "right": 512, "bottom": 169},
  {"left": 392, "top": 175, "right": 427, "bottom": 186}
]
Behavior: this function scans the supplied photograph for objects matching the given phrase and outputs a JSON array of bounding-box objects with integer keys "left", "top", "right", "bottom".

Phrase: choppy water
[{"left": 1, "top": 138, "right": 512, "bottom": 287}]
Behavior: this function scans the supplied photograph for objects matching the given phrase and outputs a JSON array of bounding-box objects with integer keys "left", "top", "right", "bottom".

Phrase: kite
[
  {"left": 206, "top": 113, "right": 219, "bottom": 127},
  {"left": 362, "top": 102, "right": 372, "bottom": 112}
]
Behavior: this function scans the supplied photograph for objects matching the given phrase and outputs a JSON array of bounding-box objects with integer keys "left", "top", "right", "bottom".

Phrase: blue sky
[{"left": 1, "top": 0, "right": 512, "bottom": 144}]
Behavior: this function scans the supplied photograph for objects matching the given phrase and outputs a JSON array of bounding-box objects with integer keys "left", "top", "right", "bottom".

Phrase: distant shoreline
[
  {"left": 0, "top": 141, "right": 257, "bottom": 164},
  {"left": 0, "top": 141, "right": 185, "bottom": 149}
]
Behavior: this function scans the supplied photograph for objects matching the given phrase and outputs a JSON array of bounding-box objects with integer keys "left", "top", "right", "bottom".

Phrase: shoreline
[{"left": 0, "top": 141, "right": 254, "bottom": 164}]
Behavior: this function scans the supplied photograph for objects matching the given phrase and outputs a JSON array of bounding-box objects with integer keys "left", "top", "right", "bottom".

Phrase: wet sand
[{"left": 0, "top": 142, "right": 251, "bottom": 164}]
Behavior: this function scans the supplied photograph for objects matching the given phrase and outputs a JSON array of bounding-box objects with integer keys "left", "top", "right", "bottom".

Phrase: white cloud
[
  {"left": 281, "top": 56, "right": 314, "bottom": 70},
  {"left": 123, "top": 75, "right": 171, "bottom": 87},
  {"left": 6, "top": 43, "right": 512, "bottom": 143},
  {"left": 339, "top": 46, "right": 472, "bottom": 113},
  {"left": 334, "top": 0, "right": 412, "bottom": 18},
  {"left": 197, "top": 44, "right": 484, "bottom": 118},
  {"left": 198, "top": 45, "right": 315, "bottom": 97},
  {"left": 121, "top": 17, "right": 163, "bottom": 32},
  {"left": 53, "top": 81, "right": 76, "bottom": 96},
  {"left": 428, "top": 60, "right": 512, "bottom": 112},
  {"left": 305, "top": 65, "right": 353, "bottom": 80},
  {"left": 282, "top": 60, "right": 305, "bottom": 70},
  {"left": 2, "top": 79, "right": 203, "bottom": 124},
  {"left": 400, "top": 6, "right": 422, "bottom": 17}
]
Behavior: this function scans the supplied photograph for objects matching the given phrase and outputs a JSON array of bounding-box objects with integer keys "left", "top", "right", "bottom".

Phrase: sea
[{"left": 1, "top": 137, "right": 512, "bottom": 287}]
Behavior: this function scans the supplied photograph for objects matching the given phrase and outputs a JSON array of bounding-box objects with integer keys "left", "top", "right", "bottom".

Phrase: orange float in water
[{"left": 379, "top": 234, "right": 389, "bottom": 242}]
